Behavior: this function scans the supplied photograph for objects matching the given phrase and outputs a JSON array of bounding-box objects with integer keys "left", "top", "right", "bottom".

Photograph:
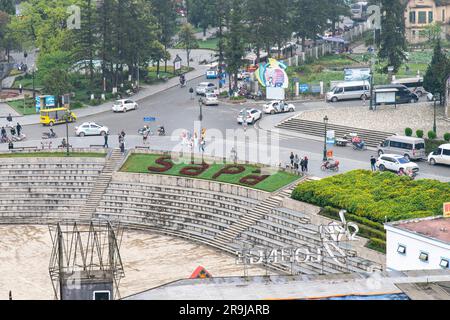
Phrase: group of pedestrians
[
  {"left": 1, "top": 114, "right": 23, "bottom": 144},
  {"left": 289, "top": 152, "right": 309, "bottom": 174}
]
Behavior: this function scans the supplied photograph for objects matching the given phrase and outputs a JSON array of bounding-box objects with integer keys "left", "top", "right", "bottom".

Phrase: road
[{"left": 4, "top": 76, "right": 450, "bottom": 181}]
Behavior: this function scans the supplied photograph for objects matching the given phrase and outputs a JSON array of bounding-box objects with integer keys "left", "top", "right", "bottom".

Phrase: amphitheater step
[
  {"left": 276, "top": 118, "right": 395, "bottom": 148},
  {"left": 79, "top": 149, "right": 124, "bottom": 220},
  {"left": 214, "top": 177, "right": 308, "bottom": 244}
]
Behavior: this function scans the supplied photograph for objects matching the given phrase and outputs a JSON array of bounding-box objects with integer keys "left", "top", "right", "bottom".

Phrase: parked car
[
  {"left": 237, "top": 108, "right": 262, "bottom": 125},
  {"left": 378, "top": 135, "right": 426, "bottom": 160},
  {"left": 206, "top": 69, "right": 218, "bottom": 79},
  {"left": 75, "top": 122, "right": 109, "bottom": 137},
  {"left": 263, "top": 101, "right": 295, "bottom": 114},
  {"left": 112, "top": 99, "right": 138, "bottom": 112},
  {"left": 376, "top": 154, "right": 420, "bottom": 173},
  {"left": 428, "top": 144, "right": 450, "bottom": 166},
  {"left": 196, "top": 82, "right": 216, "bottom": 95},
  {"left": 374, "top": 84, "right": 419, "bottom": 104},
  {"left": 200, "top": 93, "right": 219, "bottom": 106}
]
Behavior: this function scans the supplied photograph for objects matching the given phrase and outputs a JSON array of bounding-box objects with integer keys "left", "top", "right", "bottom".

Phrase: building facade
[
  {"left": 405, "top": 0, "right": 450, "bottom": 43},
  {"left": 385, "top": 216, "right": 450, "bottom": 271}
]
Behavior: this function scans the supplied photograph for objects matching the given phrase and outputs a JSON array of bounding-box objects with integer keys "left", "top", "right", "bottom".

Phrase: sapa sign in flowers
[{"left": 148, "top": 157, "right": 270, "bottom": 186}]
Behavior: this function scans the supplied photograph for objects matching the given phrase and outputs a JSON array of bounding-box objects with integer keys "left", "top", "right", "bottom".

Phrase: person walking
[
  {"left": 200, "top": 137, "right": 206, "bottom": 152},
  {"left": 242, "top": 117, "right": 248, "bottom": 132},
  {"left": 303, "top": 156, "right": 309, "bottom": 173},
  {"left": 143, "top": 129, "right": 149, "bottom": 145},
  {"left": 189, "top": 87, "right": 194, "bottom": 100},
  {"left": 16, "top": 123, "right": 22, "bottom": 136},
  {"left": 300, "top": 157, "right": 305, "bottom": 173},
  {"left": 294, "top": 154, "right": 300, "bottom": 170},
  {"left": 370, "top": 156, "right": 377, "bottom": 172},
  {"left": 290, "top": 152, "right": 295, "bottom": 168},
  {"left": 103, "top": 132, "right": 109, "bottom": 148},
  {"left": 6, "top": 114, "right": 13, "bottom": 127}
]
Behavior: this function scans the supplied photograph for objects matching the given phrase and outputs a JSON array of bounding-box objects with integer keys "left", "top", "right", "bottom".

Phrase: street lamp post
[
  {"left": 65, "top": 109, "right": 70, "bottom": 156},
  {"left": 369, "top": 70, "right": 374, "bottom": 111},
  {"left": 198, "top": 98, "right": 203, "bottom": 161},
  {"left": 323, "top": 115, "right": 329, "bottom": 161},
  {"left": 32, "top": 67, "right": 36, "bottom": 101},
  {"left": 433, "top": 93, "right": 438, "bottom": 134}
]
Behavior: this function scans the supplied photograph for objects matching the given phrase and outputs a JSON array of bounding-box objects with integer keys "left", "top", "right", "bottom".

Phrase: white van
[
  {"left": 326, "top": 81, "right": 371, "bottom": 102},
  {"left": 378, "top": 135, "right": 426, "bottom": 160},
  {"left": 428, "top": 144, "right": 450, "bottom": 166}
]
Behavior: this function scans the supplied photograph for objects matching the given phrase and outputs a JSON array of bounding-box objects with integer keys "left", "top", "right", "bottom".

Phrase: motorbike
[
  {"left": 352, "top": 142, "right": 367, "bottom": 151},
  {"left": 11, "top": 133, "right": 26, "bottom": 142},
  {"left": 157, "top": 126, "right": 166, "bottom": 136},
  {"left": 321, "top": 160, "right": 340, "bottom": 172},
  {"left": 42, "top": 130, "right": 57, "bottom": 139},
  {"left": 138, "top": 127, "right": 153, "bottom": 136},
  {"left": 398, "top": 169, "right": 417, "bottom": 180}
]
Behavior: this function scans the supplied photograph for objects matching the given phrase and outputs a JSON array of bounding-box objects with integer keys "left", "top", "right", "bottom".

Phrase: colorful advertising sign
[
  {"left": 255, "top": 58, "right": 289, "bottom": 89},
  {"left": 444, "top": 202, "right": 450, "bottom": 218},
  {"left": 344, "top": 68, "right": 371, "bottom": 81}
]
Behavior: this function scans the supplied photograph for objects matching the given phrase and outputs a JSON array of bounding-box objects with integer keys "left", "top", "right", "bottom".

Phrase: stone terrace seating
[
  {"left": 0, "top": 159, "right": 105, "bottom": 220},
  {"left": 95, "top": 181, "right": 262, "bottom": 243}
]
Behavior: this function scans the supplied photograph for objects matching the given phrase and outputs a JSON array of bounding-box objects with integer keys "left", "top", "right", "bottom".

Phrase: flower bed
[{"left": 121, "top": 154, "right": 299, "bottom": 192}]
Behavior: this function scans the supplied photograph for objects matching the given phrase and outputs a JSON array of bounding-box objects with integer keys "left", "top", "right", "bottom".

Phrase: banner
[
  {"left": 255, "top": 58, "right": 289, "bottom": 89},
  {"left": 344, "top": 68, "right": 371, "bottom": 81},
  {"left": 444, "top": 202, "right": 450, "bottom": 218},
  {"left": 326, "top": 130, "right": 335, "bottom": 145}
]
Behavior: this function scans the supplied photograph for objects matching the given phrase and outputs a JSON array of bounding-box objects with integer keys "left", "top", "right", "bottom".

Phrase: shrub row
[
  {"left": 405, "top": 128, "right": 450, "bottom": 142},
  {"left": 366, "top": 238, "right": 386, "bottom": 254},
  {"left": 292, "top": 170, "right": 450, "bottom": 224},
  {"left": 322, "top": 207, "right": 384, "bottom": 231}
]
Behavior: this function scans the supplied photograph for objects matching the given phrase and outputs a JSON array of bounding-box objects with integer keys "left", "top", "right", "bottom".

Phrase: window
[
  {"left": 418, "top": 11, "right": 426, "bottom": 24},
  {"left": 429, "top": 11, "right": 433, "bottom": 23},
  {"left": 443, "top": 149, "right": 450, "bottom": 156},
  {"left": 335, "top": 88, "right": 343, "bottom": 94},
  {"left": 410, "top": 11, "right": 416, "bottom": 24},
  {"left": 440, "top": 258, "right": 449, "bottom": 269},
  {"left": 397, "top": 244, "right": 406, "bottom": 254},
  {"left": 434, "top": 148, "right": 442, "bottom": 156},
  {"left": 93, "top": 290, "right": 110, "bottom": 300},
  {"left": 414, "top": 143, "right": 425, "bottom": 150},
  {"left": 419, "top": 251, "right": 429, "bottom": 262}
]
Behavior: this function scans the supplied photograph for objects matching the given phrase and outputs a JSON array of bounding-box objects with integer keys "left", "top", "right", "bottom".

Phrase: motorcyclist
[
  {"left": 157, "top": 126, "right": 165, "bottom": 136},
  {"left": 397, "top": 168, "right": 405, "bottom": 176},
  {"left": 351, "top": 135, "right": 365, "bottom": 150},
  {"left": 60, "top": 138, "right": 67, "bottom": 148},
  {"left": 179, "top": 74, "right": 186, "bottom": 87}
]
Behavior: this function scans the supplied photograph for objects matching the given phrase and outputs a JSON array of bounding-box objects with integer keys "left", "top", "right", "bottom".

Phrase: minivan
[
  {"left": 378, "top": 135, "right": 426, "bottom": 160},
  {"left": 428, "top": 144, "right": 450, "bottom": 166},
  {"left": 326, "top": 81, "right": 371, "bottom": 102},
  {"left": 374, "top": 84, "right": 419, "bottom": 104}
]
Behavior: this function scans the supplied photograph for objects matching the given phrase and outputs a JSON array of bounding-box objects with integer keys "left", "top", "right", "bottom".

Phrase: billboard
[
  {"left": 344, "top": 68, "right": 371, "bottom": 81},
  {"left": 444, "top": 202, "right": 450, "bottom": 218},
  {"left": 255, "top": 58, "right": 289, "bottom": 89}
]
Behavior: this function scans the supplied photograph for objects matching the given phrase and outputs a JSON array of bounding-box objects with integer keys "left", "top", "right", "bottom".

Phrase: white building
[{"left": 385, "top": 216, "right": 450, "bottom": 272}]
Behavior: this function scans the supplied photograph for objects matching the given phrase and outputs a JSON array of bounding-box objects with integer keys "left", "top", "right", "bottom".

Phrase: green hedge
[
  {"left": 292, "top": 170, "right": 450, "bottom": 224},
  {"left": 366, "top": 238, "right": 386, "bottom": 253}
]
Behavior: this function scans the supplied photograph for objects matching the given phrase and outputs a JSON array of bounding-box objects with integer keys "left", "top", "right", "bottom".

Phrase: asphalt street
[{"left": 6, "top": 75, "right": 450, "bottom": 181}]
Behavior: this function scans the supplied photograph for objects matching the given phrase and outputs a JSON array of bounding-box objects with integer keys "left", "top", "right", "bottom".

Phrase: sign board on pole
[
  {"left": 444, "top": 202, "right": 450, "bottom": 218},
  {"left": 344, "top": 68, "right": 371, "bottom": 81},
  {"left": 143, "top": 117, "right": 156, "bottom": 122},
  {"left": 375, "top": 88, "right": 397, "bottom": 104},
  {"left": 299, "top": 84, "right": 309, "bottom": 93},
  {"left": 326, "top": 130, "right": 335, "bottom": 145},
  {"left": 266, "top": 87, "right": 285, "bottom": 100}
]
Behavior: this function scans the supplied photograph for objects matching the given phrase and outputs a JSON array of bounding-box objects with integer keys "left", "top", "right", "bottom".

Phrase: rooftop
[{"left": 388, "top": 216, "right": 450, "bottom": 244}]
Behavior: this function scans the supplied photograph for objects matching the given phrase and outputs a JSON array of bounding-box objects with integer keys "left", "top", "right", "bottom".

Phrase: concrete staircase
[
  {"left": 213, "top": 178, "right": 304, "bottom": 246},
  {"left": 276, "top": 118, "right": 395, "bottom": 148},
  {"left": 79, "top": 149, "right": 124, "bottom": 220}
]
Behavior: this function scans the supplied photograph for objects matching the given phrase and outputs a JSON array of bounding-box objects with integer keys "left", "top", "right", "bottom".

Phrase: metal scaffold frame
[{"left": 48, "top": 221, "right": 125, "bottom": 300}]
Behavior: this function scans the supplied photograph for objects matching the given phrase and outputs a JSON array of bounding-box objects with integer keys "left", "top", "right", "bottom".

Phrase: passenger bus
[
  {"left": 351, "top": 2, "right": 368, "bottom": 21},
  {"left": 391, "top": 77, "right": 426, "bottom": 97}
]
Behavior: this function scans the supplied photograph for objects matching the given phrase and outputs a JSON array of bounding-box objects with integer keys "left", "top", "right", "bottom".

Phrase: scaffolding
[{"left": 48, "top": 221, "right": 125, "bottom": 300}]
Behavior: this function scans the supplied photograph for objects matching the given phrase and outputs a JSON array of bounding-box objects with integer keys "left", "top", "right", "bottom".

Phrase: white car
[
  {"left": 263, "top": 101, "right": 295, "bottom": 114},
  {"left": 237, "top": 108, "right": 262, "bottom": 125},
  {"left": 200, "top": 93, "right": 219, "bottom": 106},
  {"left": 112, "top": 99, "right": 138, "bottom": 112},
  {"left": 376, "top": 154, "right": 420, "bottom": 174},
  {"left": 428, "top": 144, "right": 450, "bottom": 166},
  {"left": 75, "top": 122, "right": 109, "bottom": 137},
  {"left": 196, "top": 82, "right": 216, "bottom": 96}
]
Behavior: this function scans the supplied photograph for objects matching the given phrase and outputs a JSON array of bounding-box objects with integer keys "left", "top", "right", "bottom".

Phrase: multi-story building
[
  {"left": 405, "top": 0, "right": 450, "bottom": 43},
  {"left": 385, "top": 216, "right": 450, "bottom": 271}
]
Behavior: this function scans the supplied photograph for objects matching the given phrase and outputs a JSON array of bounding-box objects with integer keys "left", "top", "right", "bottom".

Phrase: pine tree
[
  {"left": 423, "top": 39, "right": 450, "bottom": 102},
  {"left": 0, "top": 0, "right": 15, "bottom": 15},
  {"left": 378, "top": 0, "right": 407, "bottom": 73}
]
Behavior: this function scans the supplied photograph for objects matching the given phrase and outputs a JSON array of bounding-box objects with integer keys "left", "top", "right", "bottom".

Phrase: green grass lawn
[
  {"left": 0, "top": 152, "right": 106, "bottom": 158},
  {"left": 6, "top": 99, "right": 36, "bottom": 116},
  {"left": 197, "top": 38, "right": 219, "bottom": 51},
  {"left": 121, "top": 154, "right": 299, "bottom": 192}
]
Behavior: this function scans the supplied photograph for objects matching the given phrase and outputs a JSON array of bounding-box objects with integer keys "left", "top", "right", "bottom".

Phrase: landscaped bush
[
  {"left": 428, "top": 130, "right": 437, "bottom": 140},
  {"left": 239, "top": 175, "right": 270, "bottom": 186},
  {"left": 425, "top": 138, "right": 447, "bottom": 154},
  {"left": 148, "top": 156, "right": 173, "bottom": 172},
  {"left": 179, "top": 163, "right": 210, "bottom": 176},
  {"left": 416, "top": 129, "right": 424, "bottom": 138},
  {"left": 291, "top": 170, "right": 450, "bottom": 223},
  {"left": 444, "top": 133, "right": 450, "bottom": 142},
  {"left": 212, "top": 165, "right": 246, "bottom": 179},
  {"left": 366, "top": 238, "right": 386, "bottom": 253},
  {"left": 70, "top": 101, "right": 83, "bottom": 109},
  {"left": 405, "top": 128, "right": 413, "bottom": 136}
]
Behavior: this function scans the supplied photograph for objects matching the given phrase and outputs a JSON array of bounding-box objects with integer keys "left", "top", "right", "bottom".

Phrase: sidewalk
[{"left": 0, "top": 50, "right": 214, "bottom": 127}]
